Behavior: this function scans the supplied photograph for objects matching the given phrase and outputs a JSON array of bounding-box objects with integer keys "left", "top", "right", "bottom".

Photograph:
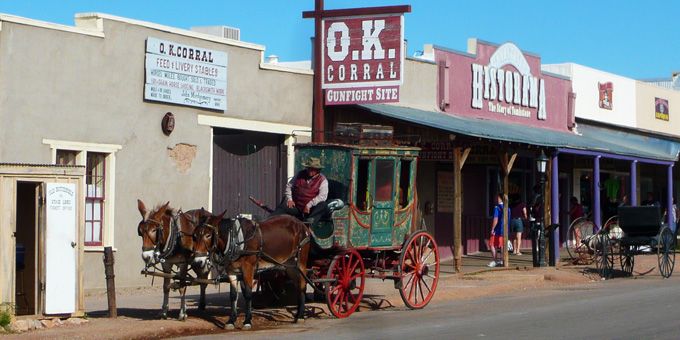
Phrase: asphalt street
[{"left": 179, "top": 274, "right": 680, "bottom": 340}]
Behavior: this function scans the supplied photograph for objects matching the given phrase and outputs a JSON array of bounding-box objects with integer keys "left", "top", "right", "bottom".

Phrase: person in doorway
[
  {"left": 569, "top": 197, "right": 584, "bottom": 221},
  {"left": 272, "top": 156, "right": 329, "bottom": 225},
  {"left": 619, "top": 194, "right": 629, "bottom": 207},
  {"left": 488, "top": 193, "right": 509, "bottom": 267},
  {"left": 569, "top": 196, "right": 585, "bottom": 247},
  {"left": 509, "top": 194, "right": 527, "bottom": 256},
  {"left": 642, "top": 192, "right": 660, "bottom": 207}
]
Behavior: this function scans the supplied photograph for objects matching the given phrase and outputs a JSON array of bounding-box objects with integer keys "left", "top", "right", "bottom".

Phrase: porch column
[
  {"left": 593, "top": 155, "right": 602, "bottom": 230},
  {"left": 668, "top": 165, "right": 675, "bottom": 232},
  {"left": 499, "top": 151, "right": 517, "bottom": 268},
  {"left": 630, "top": 160, "right": 638, "bottom": 206},
  {"left": 453, "top": 147, "right": 470, "bottom": 273},
  {"left": 550, "top": 153, "right": 560, "bottom": 266}
]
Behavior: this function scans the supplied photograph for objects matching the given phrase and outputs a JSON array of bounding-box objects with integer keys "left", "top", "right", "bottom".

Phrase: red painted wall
[{"left": 434, "top": 40, "right": 573, "bottom": 132}]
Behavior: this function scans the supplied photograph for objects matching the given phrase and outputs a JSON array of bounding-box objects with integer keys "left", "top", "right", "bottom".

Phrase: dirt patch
[{"left": 8, "top": 267, "right": 598, "bottom": 339}]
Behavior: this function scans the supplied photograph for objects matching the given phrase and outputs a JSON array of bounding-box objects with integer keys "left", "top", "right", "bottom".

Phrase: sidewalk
[{"left": 5, "top": 252, "right": 594, "bottom": 339}]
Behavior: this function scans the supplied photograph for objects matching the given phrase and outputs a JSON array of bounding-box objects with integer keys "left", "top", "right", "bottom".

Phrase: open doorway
[{"left": 15, "top": 181, "right": 40, "bottom": 315}]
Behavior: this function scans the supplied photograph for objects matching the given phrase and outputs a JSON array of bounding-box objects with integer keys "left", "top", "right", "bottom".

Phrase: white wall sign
[
  {"left": 45, "top": 183, "right": 77, "bottom": 314},
  {"left": 145, "top": 37, "right": 228, "bottom": 111}
]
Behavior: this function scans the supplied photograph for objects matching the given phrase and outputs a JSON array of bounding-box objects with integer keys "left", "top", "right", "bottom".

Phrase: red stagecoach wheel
[
  {"left": 325, "top": 248, "right": 365, "bottom": 318},
  {"left": 399, "top": 231, "right": 440, "bottom": 309}
]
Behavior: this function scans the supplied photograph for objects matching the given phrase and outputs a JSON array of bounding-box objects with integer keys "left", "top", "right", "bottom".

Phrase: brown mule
[
  {"left": 192, "top": 214, "right": 311, "bottom": 329},
  {"left": 136, "top": 199, "right": 214, "bottom": 320}
]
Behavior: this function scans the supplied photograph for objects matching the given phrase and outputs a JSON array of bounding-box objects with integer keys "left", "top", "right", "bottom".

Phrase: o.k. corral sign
[
  {"left": 322, "top": 14, "right": 404, "bottom": 105},
  {"left": 145, "top": 37, "right": 228, "bottom": 110}
]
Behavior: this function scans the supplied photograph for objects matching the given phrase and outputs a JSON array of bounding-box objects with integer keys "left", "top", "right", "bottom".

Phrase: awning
[{"left": 357, "top": 103, "right": 680, "bottom": 162}]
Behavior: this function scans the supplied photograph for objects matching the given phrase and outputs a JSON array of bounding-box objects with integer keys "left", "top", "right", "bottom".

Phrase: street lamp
[{"left": 532, "top": 150, "right": 548, "bottom": 267}]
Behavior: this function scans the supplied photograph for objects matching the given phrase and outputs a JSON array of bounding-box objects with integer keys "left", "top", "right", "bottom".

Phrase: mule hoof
[
  {"left": 178, "top": 313, "right": 188, "bottom": 321},
  {"left": 294, "top": 318, "right": 305, "bottom": 324},
  {"left": 243, "top": 323, "right": 252, "bottom": 330},
  {"left": 158, "top": 312, "right": 168, "bottom": 320},
  {"left": 224, "top": 323, "right": 235, "bottom": 330}
]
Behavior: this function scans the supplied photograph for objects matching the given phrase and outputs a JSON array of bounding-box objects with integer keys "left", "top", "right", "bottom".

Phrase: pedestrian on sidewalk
[
  {"left": 488, "top": 193, "right": 509, "bottom": 267},
  {"left": 510, "top": 194, "right": 527, "bottom": 256}
]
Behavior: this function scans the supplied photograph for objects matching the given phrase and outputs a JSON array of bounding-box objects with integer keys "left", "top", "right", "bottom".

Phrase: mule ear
[{"left": 137, "top": 199, "right": 148, "bottom": 219}]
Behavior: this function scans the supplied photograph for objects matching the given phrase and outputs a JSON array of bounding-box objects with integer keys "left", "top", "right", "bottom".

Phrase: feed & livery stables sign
[{"left": 145, "top": 37, "right": 228, "bottom": 110}]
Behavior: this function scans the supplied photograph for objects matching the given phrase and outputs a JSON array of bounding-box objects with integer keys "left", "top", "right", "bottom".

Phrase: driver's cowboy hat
[{"left": 302, "top": 157, "right": 324, "bottom": 169}]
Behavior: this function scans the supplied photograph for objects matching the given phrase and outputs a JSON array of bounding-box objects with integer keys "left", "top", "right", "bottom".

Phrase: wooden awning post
[
  {"left": 453, "top": 147, "right": 470, "bottom": 272},
  {"left": 499, "top": 151, "right": 517, "bottom": 268}
]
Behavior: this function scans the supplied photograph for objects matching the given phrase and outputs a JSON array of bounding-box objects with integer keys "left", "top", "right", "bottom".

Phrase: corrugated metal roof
[
  {"left": 0, "top": 163, "right": 84, "bottom": 168},
  {"left": 357, "top": 104, "right": 680, "bottom": 162}
]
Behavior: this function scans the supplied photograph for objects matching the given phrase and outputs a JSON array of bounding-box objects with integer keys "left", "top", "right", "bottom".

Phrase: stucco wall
[
  {"left": 393, "top": 58, "right": 438, "bottom": 111},
  {"left": 636, "top": 81, "right": 680, "bottom": 137},
  {"left": 0, "top": 15, "right": 312, "bottom": 289},
  {"left": 542, "top": 63, "right": 637, "bottom": 128}
]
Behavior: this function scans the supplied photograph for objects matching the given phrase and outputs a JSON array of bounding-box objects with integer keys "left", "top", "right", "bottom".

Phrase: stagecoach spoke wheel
[
  {"left": 594, "top": 234, "right": 613, "bottom": 279},
  {"left": 566, "top": 218, "right": 595, "bottom": 262},
  {"left": 325, "top": 248, "right": 365, "bottom": 318},
  {"left": 399, "top": 231, "right": 440, "bottom": 309},
  {"left": 657, "top": 226, "right": 676, "bottom": 279},
  {"left": 619, "top": 245, "right": 634, "bottom": 276}
]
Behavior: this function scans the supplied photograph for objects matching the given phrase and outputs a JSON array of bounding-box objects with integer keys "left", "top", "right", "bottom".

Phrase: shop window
[
  {"left": 356, "top": 159, "right": 370, "bottom": 210},
  {"left": 375, "top": 160, "right": 394, "bottom": 202},
  {"left": 399, "top": 160, "right": 412, "bottom": 208},
  {"left": 85, "top": 153, "right": 106, "bottom": 246}
]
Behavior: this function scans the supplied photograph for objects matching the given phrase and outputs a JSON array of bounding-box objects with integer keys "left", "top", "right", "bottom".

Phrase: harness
[{"left": 142, "top": 212, "right": 181, "bottom": 267}]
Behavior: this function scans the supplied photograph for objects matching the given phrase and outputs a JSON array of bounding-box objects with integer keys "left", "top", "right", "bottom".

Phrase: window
[
  {"left": 356, "top": 159, "right": 370, "bottom": 211},
  {"left": 85, "top": 153, "right": 106, "bottom": 246},
  {"left": 45, "top": 139, "right": 121, "bottom": 250},
  {"left": 399, "top": 160, "right": 412, "bottom": 208},
  {"left": 374, "top": 160, "right": 394, "bottom": 202}
]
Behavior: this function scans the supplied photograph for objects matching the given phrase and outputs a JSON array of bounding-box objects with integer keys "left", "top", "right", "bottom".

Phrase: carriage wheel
[
  {"left": 657, "top": 226, "right": 676, "bottom": 279},
  {"left": 325, "top": 248, "right": 365, "bottom": 318},
  {"left": 399, "top": 231, "right": 440, "bottom": 309},
  {"left": 619, "top": 245, "right": 634, "bottom": 276},
  {"left": 594, "top": 234, "right": 613, "bottom": 279},
  {"left": 566, "top": 218, "right": 595, "bottom": 261}
]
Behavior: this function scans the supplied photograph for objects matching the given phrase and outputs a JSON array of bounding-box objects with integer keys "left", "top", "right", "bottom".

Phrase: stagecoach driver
[{"left": 273, "top": 156, "right": 329, "bottom": 225}]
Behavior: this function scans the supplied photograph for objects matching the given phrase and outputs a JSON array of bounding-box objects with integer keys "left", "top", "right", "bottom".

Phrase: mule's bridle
[
  {"left": 140, "top": 217, "right": 165, "bottom": 252},
  {"left": 193, "top": 222, "right": 219, "bottom": 258}
]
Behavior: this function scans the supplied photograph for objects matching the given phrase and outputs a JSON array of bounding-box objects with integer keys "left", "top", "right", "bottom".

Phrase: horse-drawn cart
[
  {"left": 594, "top": 206, "right": 676, "bottom": 279},
  {"left": 136, "top": 130, "right": 440, "bottom": 326},
  {"left": 295, "top": 141, "right": 440, "bottom": 318}
]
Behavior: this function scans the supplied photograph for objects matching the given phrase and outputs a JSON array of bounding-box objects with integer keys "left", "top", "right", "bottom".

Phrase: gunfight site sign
[
  {"left": 322, "top": 14, "right": 404, "bottom": 105},
  {"left": 145, "top": 37, "right": 228, "bottom": 110}
]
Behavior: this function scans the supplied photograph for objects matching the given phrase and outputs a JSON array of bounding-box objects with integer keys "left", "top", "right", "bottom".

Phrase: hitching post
[{"left": 103, "top": 246, "right": 117, "bottom": 318}]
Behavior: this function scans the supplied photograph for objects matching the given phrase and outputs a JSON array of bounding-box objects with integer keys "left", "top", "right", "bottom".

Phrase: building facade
[{"left": 0, "top": 13, "right": 312, "bottom": 316}]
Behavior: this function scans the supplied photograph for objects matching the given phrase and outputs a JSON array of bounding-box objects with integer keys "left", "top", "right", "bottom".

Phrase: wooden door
[{"left": 370, "top": 159, "right": 396, "bottom": 247}]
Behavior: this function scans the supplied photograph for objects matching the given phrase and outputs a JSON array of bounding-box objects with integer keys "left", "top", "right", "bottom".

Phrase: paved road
[{"left": 179, "top": 274, "right": 680, "bottom": 340}]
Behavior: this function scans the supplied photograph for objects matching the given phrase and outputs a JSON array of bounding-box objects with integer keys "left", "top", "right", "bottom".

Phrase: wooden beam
[
  {"left": 453, "top": 147, "right": 464, "bottom": 272},
  {"left": 459, "top": 147, "right": 471, "bottom": 171},
  {"left": 303, "top": 5, "right": 411, "bottom": 18}
]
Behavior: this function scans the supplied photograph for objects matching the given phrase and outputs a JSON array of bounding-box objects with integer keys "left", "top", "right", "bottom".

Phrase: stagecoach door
[
  {"left": 371, "top": 159, "right": 396, "bottom": 247},
  {"left": 43, "top": 182, "right": 77, "bottom": 314}
]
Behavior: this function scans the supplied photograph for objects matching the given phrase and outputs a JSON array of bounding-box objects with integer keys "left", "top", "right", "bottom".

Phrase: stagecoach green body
[{"left": 294, "top": 143, "right": 420, "bottom": 250}]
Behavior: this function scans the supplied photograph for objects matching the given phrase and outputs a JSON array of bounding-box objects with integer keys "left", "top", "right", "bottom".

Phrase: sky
[{"left": 0, "top": 0, "right": 678, "bottom": 80}]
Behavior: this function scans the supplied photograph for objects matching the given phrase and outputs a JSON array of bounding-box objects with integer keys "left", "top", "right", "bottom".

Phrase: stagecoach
[
  {"left": 138, "top": 124, "right": 440, "bottom": 324},
  {"left": 291, "top": 127, "right": 440, "bottom": 318}
]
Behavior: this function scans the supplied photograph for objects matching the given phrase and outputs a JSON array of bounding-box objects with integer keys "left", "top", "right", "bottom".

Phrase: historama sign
[
  {"left": 434, "top": 39, "right": 574, "bottom": 132},
  {"left": 322, "top": 14, "right": 405, "bottom": 105}
]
